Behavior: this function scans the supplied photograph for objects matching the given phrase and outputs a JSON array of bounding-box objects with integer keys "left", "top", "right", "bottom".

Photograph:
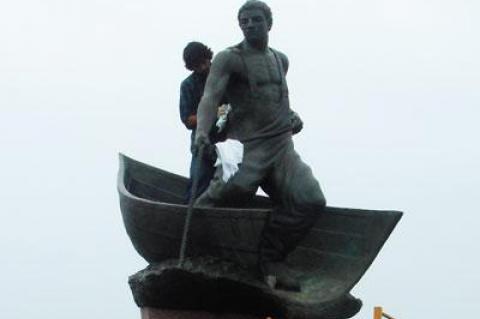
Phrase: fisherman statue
[
  {"left": 194, "top": 0, "right": 325, "bottom": 291},
  {"left": 121, "top": 1, "right": 403, "bottom": 318}
]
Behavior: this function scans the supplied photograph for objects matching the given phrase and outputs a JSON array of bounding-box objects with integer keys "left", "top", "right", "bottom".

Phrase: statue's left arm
[{"left": 278, "top": 51, "right": 303, "bottom": 135}]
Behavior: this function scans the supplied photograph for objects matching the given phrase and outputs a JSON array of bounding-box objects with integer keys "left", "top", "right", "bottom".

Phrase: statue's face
[{"left": 239, "top": 9, "right": 269, "bottom": 44}]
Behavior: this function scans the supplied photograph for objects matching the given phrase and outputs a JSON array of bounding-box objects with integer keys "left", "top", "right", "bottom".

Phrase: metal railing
[{"left": 374, "top": 306, "right": 396, "bottom": 319}]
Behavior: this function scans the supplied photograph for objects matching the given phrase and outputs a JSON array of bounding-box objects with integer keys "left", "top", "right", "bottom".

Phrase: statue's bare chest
[{"left": 238, "top": 52, "right": 283, "bottom": 86}]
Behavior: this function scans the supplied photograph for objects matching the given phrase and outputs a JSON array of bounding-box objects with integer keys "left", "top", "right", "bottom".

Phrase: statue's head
[
  {"left": 238, "top": 1, "right": 272, "bottom": 44},
  {"left": 182, "top": 42, "right": 213, "bottom": 74}
]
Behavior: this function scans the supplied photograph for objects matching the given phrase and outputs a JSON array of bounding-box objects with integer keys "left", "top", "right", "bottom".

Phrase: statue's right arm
[{"left": 195, "top": 51, "right": 233, "bottom": 145}]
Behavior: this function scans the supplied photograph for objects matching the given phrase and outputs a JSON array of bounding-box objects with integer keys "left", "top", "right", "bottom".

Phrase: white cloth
[
  {"left": 214, "top": 139, "right": 243, "bottom": 182},
  {"left": 215, "top": 104, "right": 231, "bottom": 133}
]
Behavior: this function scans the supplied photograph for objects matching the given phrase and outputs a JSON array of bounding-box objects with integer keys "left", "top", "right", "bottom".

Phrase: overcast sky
[{"left": 1, "top": 1, "right": 479, "bottom": 318}]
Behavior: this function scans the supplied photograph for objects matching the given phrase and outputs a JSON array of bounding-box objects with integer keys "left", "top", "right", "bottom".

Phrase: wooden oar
[{"left": 178, "top": 145, "right": 205, "bottom": 267}]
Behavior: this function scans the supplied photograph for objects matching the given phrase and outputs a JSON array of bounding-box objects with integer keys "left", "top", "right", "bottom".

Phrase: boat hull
[{"left": 118, "top": 153, "right": 402, "bottom": 299}]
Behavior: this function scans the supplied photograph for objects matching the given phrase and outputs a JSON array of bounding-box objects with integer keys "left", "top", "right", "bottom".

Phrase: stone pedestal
[
  {"left": 141, "top": 308, "right": 264, "bottom": 319},
  {"left": 129, "top": 259, "right": 362, "bottom": 319}
]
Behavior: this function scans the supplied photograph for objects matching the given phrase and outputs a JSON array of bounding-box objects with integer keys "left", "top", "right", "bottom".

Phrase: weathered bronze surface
[
  {"left": 118, "top": 154, "right": 402, "bottom": 318},
  {"left": 129, "top": 257, "right": 363, "bottom": 319},
  {"left": 119, "top": 3, "right": 403, "bottom": 317}
]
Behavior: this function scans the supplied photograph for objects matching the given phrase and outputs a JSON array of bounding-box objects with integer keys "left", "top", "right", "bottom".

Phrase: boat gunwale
[
  {"left": 118, "top": 153, "right": 403, "bottom": 218},
  {"left": 118, "top": 153, "right": 273, "bottom": 215}
]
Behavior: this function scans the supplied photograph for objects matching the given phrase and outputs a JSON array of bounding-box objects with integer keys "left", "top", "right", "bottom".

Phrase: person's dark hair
[
  {"left": 238, "top": 0, "right": 273, "bottom": 29},
  {"left": 183, "top": 42, "right": 213, "bottom": 71}
]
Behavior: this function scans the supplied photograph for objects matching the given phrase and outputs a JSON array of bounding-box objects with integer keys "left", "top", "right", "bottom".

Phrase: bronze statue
[
  {"left": 119, "top": 2, "right": 403, "bottom": 318},
  {"left": 194, "top": 0, "right": 325, "bottom": 291}
]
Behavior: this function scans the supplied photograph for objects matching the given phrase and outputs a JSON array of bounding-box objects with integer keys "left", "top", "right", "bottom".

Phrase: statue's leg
[
  {"left": 195, "top": 166, "right": 226, "bottom": 207},
  {"left": 195, "top": 154, "right": 262, "bottom": 208},
  {"left": 259, "top": 143, "right": 326, "bottom": 290}
]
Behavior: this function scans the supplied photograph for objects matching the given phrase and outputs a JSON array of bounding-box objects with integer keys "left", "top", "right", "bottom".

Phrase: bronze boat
[{"left": 118, "top": 153, "right": 402, "bottom": 307}]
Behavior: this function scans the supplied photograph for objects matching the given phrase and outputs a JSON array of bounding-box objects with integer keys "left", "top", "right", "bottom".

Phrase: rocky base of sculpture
[
  {"left": 140, "top": 307, "right": 264, "bottom": 319},
  {"left": 128, "top": 257, "right": 362, "bottom": 319}
]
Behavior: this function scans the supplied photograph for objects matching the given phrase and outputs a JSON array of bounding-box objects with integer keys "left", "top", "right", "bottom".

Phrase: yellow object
[{"left": 374, "top": 306, "right": 396, "bottom": 319}]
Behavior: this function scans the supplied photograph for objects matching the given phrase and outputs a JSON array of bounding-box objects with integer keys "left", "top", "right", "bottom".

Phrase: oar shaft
[{"left": 178, "top": 145, "right": 205, "bottom": 266}]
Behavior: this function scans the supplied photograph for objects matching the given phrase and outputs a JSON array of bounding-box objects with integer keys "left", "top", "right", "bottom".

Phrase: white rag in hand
[
  {"left": 215, "top": 104, "right": 231, "bottom": 133},
  {"left": 214, "top": 139, "right": 243, "bottom": 182}
]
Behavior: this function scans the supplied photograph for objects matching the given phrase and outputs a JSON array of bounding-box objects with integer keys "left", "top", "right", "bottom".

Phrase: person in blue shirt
[{"left": 180, "top": 42, "right": 226, "bottom": 202}]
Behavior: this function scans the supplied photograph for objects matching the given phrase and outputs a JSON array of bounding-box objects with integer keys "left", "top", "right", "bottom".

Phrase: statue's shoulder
[
  {"left": 269, "top": 47, "right": 289, "bottom": 72},
  {"left": 269, "top": 47, "right": 288, "bottom": 61},
  {"left": 226, "top": 42, "right": 243, "bottom": 54},
  {"left": 211, "top": 44, "right": 244, "bottom": 72},
  {"left": 221, "top": 44, "right": 245, "bottom": 62}
]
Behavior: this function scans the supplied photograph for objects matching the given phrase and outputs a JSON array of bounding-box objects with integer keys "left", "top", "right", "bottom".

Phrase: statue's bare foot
[{"left": 261, "top": 262, "right": 301, "bottom": 292}]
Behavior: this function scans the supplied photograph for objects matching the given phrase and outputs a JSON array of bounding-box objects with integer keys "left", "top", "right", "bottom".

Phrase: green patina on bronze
[
  {"left": 119, "top": 2, "right": 403, "bottom": 317},
  {"left": 118, "top": 154, "right": 402, "bottom": 318}
]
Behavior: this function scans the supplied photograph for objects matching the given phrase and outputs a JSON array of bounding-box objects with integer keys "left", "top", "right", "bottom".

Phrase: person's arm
[
  {"left": 179, "top": 80, "right": 197, "bottom": 130},
  {"left": 195, "top": 51, "right": 233, "bottom": 146}
]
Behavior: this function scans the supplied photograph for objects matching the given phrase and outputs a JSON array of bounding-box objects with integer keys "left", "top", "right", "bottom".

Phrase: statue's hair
[
  {"left": 182, "top": 42, "right": 213, "bottom": 71},
  {"left": 238, "top": 0, "right": 273, "bottom": 29}
]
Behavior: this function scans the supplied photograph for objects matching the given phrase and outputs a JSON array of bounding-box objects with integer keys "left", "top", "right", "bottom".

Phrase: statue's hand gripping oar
[{"left": 178, "top": 144, "right": 205, "bottom": 267}]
